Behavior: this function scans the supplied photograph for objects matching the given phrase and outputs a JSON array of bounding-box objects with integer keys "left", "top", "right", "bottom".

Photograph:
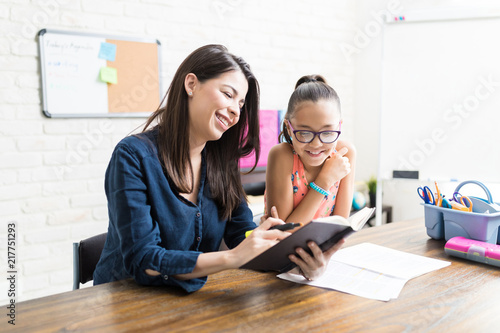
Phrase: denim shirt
[{"left": 93, "top": 128, "right": 256, "bottom": 292}]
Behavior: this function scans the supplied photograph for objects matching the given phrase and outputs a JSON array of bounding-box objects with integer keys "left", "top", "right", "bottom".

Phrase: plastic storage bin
[{"left": 424, "top": 180, "right": 500, "bottom": 244}]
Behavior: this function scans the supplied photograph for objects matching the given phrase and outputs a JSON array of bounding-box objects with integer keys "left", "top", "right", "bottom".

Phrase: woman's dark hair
[
  {"left": 143, "top": 44, "right": 260, "bottom": 220},
  {"left": 280, "top": 74, "right": 341, "bottom": 144}
]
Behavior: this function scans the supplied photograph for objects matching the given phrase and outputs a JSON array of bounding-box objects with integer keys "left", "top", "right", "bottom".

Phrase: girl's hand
[
  {"left": 316, "top": 147, "right": 350, "bottom": 189},
  {"left": 230, "top": 207, "right": 290, "bottom": 267},
  {"left": 288, "top": 238, "right": 345, "bottom": 281}
]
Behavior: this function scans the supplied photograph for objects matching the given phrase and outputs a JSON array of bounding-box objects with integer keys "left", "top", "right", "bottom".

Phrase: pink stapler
[{"left": 444, "top": 237, "right": 500, "bottom": 268}]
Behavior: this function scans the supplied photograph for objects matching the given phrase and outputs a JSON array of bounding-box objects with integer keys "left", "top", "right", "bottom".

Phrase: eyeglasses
[{"left": 287, "top": 120, "right": 341, "bottom": 144}]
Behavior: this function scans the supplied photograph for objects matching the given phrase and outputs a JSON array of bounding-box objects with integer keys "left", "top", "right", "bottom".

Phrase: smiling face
[
  {"left": 287, "top": 99, "right": 341, "bottom": 169},
  {"left": 186, "top": 70, "right": 248, "bottom": 146}
]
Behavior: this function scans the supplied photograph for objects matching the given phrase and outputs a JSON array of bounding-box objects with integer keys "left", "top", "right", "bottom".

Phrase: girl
[
  {"left": 94, "top": 47, "right": 343, "bottom": 290},
  {"left": 265, "top": 75, "right": 355, "bottom": 225}
]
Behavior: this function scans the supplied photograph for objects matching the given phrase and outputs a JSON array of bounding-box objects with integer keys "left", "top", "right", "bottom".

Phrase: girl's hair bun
[{"left": 295, "top": 74, "right": 327, "bottom": 89}]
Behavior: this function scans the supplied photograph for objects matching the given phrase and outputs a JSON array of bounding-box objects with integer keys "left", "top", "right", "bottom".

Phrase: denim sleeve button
[
  {"left": 196, "top": 212, "right": 201, "bottom": 217},
  {"left": 163, "top": 275, "right": 168, "bottom": 280},
  {"left": 196, "top": 236, "right": 201, "bottom": 241}
]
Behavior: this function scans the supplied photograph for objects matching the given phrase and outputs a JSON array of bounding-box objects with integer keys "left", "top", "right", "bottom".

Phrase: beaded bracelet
[{"left": 309, "top": 182, "right": 331, "bottom": 196}]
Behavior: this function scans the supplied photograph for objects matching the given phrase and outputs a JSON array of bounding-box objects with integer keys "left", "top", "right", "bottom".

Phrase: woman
[{"left": 94, "top": 45, "right": 343, "bottom": 292}]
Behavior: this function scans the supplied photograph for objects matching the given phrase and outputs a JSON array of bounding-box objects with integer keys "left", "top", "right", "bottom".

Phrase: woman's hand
[
  {"left": 229, "top": 206, "right": 290, "bottom": 267},
  {"left": 288, "top": 238, "right": 345, "bottom": 281},
  {"left": 315, "top": 147, "right": 350, "bottom": 190}
]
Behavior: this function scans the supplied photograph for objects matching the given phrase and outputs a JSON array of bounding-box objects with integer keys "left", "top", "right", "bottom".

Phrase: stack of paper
[{"left": 277, "top": 243, "right": 450, "bottom": 301}]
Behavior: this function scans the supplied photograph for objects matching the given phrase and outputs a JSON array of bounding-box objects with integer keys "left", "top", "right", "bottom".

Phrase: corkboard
[{"left": 38, "top": 29, "right": 162, "bottom": 118}]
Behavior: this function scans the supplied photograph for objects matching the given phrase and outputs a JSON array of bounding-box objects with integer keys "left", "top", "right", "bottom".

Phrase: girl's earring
[{"left": 188, "top": 91, "right": 193, "bottom": 96}]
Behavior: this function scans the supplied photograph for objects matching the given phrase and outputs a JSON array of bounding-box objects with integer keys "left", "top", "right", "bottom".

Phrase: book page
[
  {"left": 347, "top": 207, "right": 375, "bottom": 230},
  {"left": 312, "top": 207, "right": 375, "bottom": 230}
]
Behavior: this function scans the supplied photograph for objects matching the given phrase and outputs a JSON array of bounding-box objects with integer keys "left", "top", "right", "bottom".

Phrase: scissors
[
  {"left": 451, "top": 192, "right": 473, "bottom": 212},
  {"left": 417, "top": 186, "right": 435, "bottom": 205}
]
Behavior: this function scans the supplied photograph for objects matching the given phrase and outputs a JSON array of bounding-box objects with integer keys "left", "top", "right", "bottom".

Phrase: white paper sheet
[
  {"left": 331, "top": 243, "right": 451, "bottom": 280},
  {"left": 277, "top": 243, "right": 450, "bottom": 301}
]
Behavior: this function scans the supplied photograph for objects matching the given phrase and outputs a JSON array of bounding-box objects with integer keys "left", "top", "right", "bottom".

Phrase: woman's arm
[{"left": 147, "top": 209, "right": 289, "bottom": 280}]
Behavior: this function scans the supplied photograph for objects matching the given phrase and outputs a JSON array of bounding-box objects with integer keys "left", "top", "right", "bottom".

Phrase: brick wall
[{"left": 0, "top": 0, "right": 356, "bottom": 302}]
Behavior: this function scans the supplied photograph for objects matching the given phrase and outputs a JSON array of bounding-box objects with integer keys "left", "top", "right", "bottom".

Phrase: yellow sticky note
[{"left": 99, "top": 67, "right": 117, "bottom": 84}]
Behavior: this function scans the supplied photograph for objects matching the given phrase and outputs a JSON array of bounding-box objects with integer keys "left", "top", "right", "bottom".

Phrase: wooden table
[{"left": 13, "top": 219, "right": 500, "bottom": 332}]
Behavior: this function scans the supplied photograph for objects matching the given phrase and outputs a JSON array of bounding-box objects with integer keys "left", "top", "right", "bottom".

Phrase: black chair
[{"left": 72, "top": 232, "right": 107, "bottom": 290}]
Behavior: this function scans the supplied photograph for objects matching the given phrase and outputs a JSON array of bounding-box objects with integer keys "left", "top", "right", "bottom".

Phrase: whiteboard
[
  {"left": 380, "top": 16, "right": 500, "bottom": 183},
  {"left": 38, "top": 29, "right": 162, "bottom": 118}
]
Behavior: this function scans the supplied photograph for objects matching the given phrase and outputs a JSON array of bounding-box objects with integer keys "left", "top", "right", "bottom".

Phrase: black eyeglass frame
[{"left": 286, "top": 120, "right": 341, "bottom": 144}]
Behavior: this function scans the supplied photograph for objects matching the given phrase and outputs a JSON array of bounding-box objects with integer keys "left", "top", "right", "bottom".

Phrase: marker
[{"left": 270, "top": 223, "right": 302, "bottom": 231}]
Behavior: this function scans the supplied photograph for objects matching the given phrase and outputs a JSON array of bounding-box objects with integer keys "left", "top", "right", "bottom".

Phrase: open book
[{"left": 240, "top": 207, "right": 375, "bottom": 273}]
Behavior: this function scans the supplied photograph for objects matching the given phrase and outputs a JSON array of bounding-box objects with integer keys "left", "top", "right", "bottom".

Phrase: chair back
[{"left": 73, "top": 232, "right": 107, "bottom": 289}]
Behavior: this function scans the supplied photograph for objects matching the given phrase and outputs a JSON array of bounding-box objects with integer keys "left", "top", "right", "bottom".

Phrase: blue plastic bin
[{"left": 423, "top": 180, "right": 500, "bottom": 244}]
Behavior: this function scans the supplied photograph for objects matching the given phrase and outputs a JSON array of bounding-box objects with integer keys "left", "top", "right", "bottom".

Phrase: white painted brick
[
  {"left": 16, "top": 104, "right": 45, "bottom": 120},
  {"left": 89, "top": 149, "right": 113, "bottom": 163},
  {"left": 43, "top": 121, "right": 88, "bottom": 135},
  {"left": 17, "top": 136, "right": 66, "bottom": 152},
  {"left": 43, "top": 180, "right": 87, "bottom": 196},
  {"left": 0, "top": 200, "right": 21, "bottom": 216},
  {"left": 109, "top": 119, "right": 144, "bottom": 135},
  {"left": 0, "top": 137, "right": 16, "bottom": 151},
  {"left": 66, "top": 135, "right": 114, "bottom": 152},
  {"left": 17, "top": 169, "right": 33, "bottom": 182},
  {"left": 4, "top": 212, "right": 47, "bottom": 230},
  {"left": 63, "top": 164, "right": 107, "bottom": 181},
  {"left": 59, "top": 10, "right": 105, "bottom": 29},
  {"left": 24, "top": 225, "right": 69, "bottom": 244},
  {"left": 0, "top": 152, "right": 43, "bottom": 169},
  {"left": 87, "top": 118, "right": 116, "bottom": 134},
  {"left": 16, "top": 73, "right": 39, "bottom": 88},
  {"left": 10, "top": 5, "right": 60, "bottom": 24},
  {"left": 0, "top": 56, "right": 38, "bottom": 73},
  {"left": 47, "top": 0, "right": 82, "bottom": 11},
  {"left": 123, "top": 2, "right": 150, "bottom": 18},
  {"left": 0, "top": 88, "right": 40, "bottom": 104},
  {"left": 50, "top": 163, "right": 87, "bottom": 182},
  {"left": 87, "top": 179, "right": 105, "bottom": 193},
  {"left": 0, "top": 4, "right": 8, "bottom": 19},
  {"left": 92, "top": 206, "right": 108, "bottom": 221},
  {"left": 47, "top": 208, "right": 92, "bottom": 225},
  {"left": 70, "top": 192, "right": 107, "bottom": 208},
  {"left": 49, "top": 270, "right": 72, "bottom": 286},
  {"left": 2, "top": 20, "right": 28, "bottom": 39},
  {"left": 146, "top": 20, "right": 181, "bottom": 36},
  {"left": 0, "top": 121, "right": 42, "bottom": 136},
  {"left": 70, "top": 220, "right": 108, "bottom": 241},
  {"left": 0, "top": 71, "right": 15, "bottom": 87},
  {"left": 19, "top": 244, "right": 50, "bottom": 261},
  {"left": 0, "top": 170, "right": 17, "bottom": 186},
  {"left": 43, "top": 151, "right": 72, "bottom": 166},
  {"left": 18, "top": 272, "right": 50, "bottom": 292},
  {"left": 22, "top": 252, "right": 69, "bottom": 275},
  {"left": 18, "top": 166, "right": 65, "bottom": 182},
  {"left": 104, "top": 16, "right": 146, "bottom": 34},
  {"left": 50, "top": 241, "right": 74, "bottom": 257},
  {"left": 82, "top": 0, "right": 124, "bottom": 15},
  {"left": 16, "top": 283, "right": 63, "bottom": 303},
  {"left": 11, "top": 39, "right": 38, "bottom": 56},
  {"left": 22, "top": 196, "right": 70, "bottom": 214}
]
